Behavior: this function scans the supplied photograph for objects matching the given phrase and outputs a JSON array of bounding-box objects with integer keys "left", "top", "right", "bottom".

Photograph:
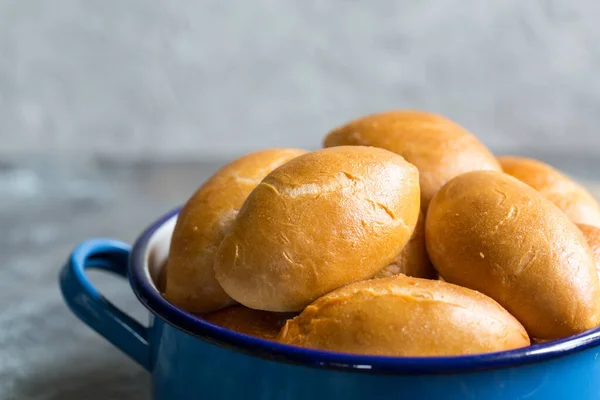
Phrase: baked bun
[
  {"left": 215, "top": 146, "right": 421, "bottom": 312},
  {"left": 200, "top": 306, "right": 293, "bottom": 340},
  {"left": 373, "top": 211, "right": 436, "bottom": 279},
  {"left": 499, "top": 156, "right": 600, "bottom": 227},
  {"left": 426, "top": 170, "right": 600, "bottom": 340},
  {"left": 578, "top": 223, "right": 600, "bottom": 277},
  {"left": 323, "top": 110, "right": 500, "bottom": 211},
  {"left": 278, "top": 274, "right": 530, "bottom": 356},
  {"left": 165, "top": 148, "right": 307, "bottom": 313}
]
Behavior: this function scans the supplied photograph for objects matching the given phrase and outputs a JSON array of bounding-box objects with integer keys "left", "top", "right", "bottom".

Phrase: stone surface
[
  {"left": 0, "top": 159, "right": 220, "bottom": 400},
  {"left": 1, "top": 155, "right": 599, "bottom": 399},
  {"left": 2, "top": 1, "right": 600, "bottom": 159}
]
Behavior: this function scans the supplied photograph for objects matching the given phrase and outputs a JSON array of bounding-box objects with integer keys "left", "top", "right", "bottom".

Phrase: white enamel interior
[{"left": 144, "top": 214, "right": 178, "bottom": 292}]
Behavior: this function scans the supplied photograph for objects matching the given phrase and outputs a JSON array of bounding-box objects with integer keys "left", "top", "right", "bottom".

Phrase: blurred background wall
[{"left": 1, "top": 0, "right": 599, "bottom": 161}]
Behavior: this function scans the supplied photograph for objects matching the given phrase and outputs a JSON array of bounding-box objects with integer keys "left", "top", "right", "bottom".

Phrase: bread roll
[
  {"left": 165, "top": 148, "right": 307, "bottom": 313},
  {"left": 278, "top": 275, "right": 530, "bottom": 356},
  {"left": 200, "top": 306, "right": 293, "bottom": 340},
  {"left": 373, "top": 211, "right": 437, "bottom": 279},
  {"left": 323, "top": 110, "right": 501, "bottom": 210},
  {"left": 499, "top": 156, "right": 600, "bottom": 227},
  {"left": 215, "top": 146, "right": 421, "bottom": 312},
  {"left": 426, "top": 170, "right": 600, "bottom": 340},
  {"left": 578, "top": 223, "right": 600, "bottom": 277}
]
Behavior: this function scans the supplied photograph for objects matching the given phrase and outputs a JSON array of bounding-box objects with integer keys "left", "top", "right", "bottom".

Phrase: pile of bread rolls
[{"left": 163, "top": 110, "right": 600, "bottom": 357}]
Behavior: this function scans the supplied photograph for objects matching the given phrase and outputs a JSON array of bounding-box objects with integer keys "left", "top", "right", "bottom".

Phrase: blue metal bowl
[{"left": 59, "top": 207, "right": 600, "bottom": 399}]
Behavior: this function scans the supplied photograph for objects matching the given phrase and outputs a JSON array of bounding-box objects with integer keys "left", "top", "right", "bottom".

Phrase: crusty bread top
[
  {"left": 499, "top": 156, "right": 600, "bottom": 227},
  {"left": 278, "top": 274, "right": 530, "bottom": 356},
  {"left": 426, "top": 170, "right": 600, "bottom": 340},
  {"left": 215, "top": 146, "right": 421, "bottom": 312},
  {"left": 323, "top": 110, "right": 501, "bottom": 210},
  {"left": 165, "top": 148, "right": 307, "bottom": 313}
]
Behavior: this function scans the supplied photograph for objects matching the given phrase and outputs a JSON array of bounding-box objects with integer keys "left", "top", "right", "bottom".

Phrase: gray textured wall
[{"left": 2, "top": 1, "right": 600, "bottom": 160}]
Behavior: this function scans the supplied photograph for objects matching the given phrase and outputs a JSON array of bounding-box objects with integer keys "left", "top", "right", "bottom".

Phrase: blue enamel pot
[{"left": 59, "top": 207, "right": 600, "bottom": 400}]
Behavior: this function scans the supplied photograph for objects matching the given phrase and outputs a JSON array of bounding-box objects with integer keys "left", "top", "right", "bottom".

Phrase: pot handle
[{"left": 59, "top": 238, "right": 151, "bottom": 371}]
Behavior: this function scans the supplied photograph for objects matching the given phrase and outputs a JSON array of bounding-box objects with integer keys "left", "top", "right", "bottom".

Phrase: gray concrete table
[
  {"left": 0, "top": 158, "right": 222, "bottom": 400},
  {"left": 1, "top": 154, "right": 598, "bottom": 400}
]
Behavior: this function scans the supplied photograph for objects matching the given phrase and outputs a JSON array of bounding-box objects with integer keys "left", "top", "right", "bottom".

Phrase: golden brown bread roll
[
  {"left": 426, "top": 170, "right": 600, "bottom": 340},
  {"left": 165, "top": 148, "right": 307, "bottom": 313},
  {"left": 373, "top": 211, "right": 437, "bottom": 279},
  {"left": 200, "top": 306, "right": 293, "bottom": 340},
  {"left": 499, "top": 156, "right": 600, "bottom": 227},
  {"left": 578, "top": 223, "right": 600, "bottom": 276},
  {"left": 214, "top": 146, "right": 421, "bottom": 312},
  {"left": 278, "top": 274, "right": 530, "bottom": 356},
  {"left": 323, "top": 110, "right": 501, "bottom": 211}
]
